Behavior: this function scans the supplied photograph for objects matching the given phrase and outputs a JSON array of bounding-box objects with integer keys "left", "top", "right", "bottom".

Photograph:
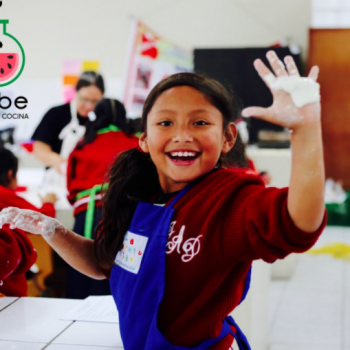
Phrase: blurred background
[{"left": 1, "top": 1, "right": 350, "bottom": 350}]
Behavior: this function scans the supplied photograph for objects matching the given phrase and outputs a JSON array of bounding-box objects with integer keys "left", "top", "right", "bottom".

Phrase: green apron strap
[
  {"left": 75, "top": 188, "right": 93, "bottom": 201},
  {"left": 96, "top": 124, "right": 141, "bottom": 138},
  {"left": 84, "top": 185, "right": 100, "bottom": 239},
  {"left": 75, "top": 183, "right": 109, "bottom": 239},
  {"left": 97, "top": 125, "right": 121, "bottom": 134}
]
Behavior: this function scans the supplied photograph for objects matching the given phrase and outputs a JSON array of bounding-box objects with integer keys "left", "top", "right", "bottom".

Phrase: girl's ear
[
  {"left": 7, "top": 170, "right": 17, "bottom": 190},
  {"left": 221, "top": 123, "right": 237, "bottom": 154},
  {"left": 7, "top": 170, "right": 13, "bottom": 180},
  {"left": 139, "top": 132, "right": 150, "bottom": 153}
]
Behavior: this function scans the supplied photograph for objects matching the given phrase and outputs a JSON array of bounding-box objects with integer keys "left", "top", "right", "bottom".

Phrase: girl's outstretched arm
[
  {"left": 0, "top": 207, "right": 106, "bottom": 279},
  {"left": 242, "top": 50, "right": 325, "bottom": 233}
]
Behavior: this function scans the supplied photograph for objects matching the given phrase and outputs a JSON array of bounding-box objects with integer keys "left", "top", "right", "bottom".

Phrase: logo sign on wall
[
  {"left": 123, "top": 21, "right": 193, "bottom": 118},
  {"left": 0, "top": 2, "right": 28, "bottom": 127},
  {"left": 0, "top": 19, "right": 25, "bottom": 87}
]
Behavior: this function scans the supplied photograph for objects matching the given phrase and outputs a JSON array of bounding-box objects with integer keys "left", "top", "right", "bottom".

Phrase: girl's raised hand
[
  {"left": 242, "top": 50, "right": 321, "bottom": 131},
  {"left": 0, "top": 207, "right": 66, "bottom": 237}
]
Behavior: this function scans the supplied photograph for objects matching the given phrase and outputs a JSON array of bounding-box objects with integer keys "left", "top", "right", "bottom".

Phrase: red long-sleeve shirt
[
  {"left": 0, "top": 185, "right": 55, "bottom": 218},
  {"left": 67, "top": 130, "right": 138, "bottom": 215},
  {"left": 0, "top": 203, "right": 37, "bottom": 296},
  {"left": 105, "top": 169, "right": 326, "bottom": 349}
]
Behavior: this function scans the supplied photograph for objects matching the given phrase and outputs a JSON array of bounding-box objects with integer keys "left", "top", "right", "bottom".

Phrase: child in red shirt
[
  {"left": 64, "top": 98, "right": 139, "bottom": 299},
  {"left": 0, "top": 52, "right": 326, "bottom": 350},
  {"left": 0, "top": 147, "right": 57, "bottom": 217},
  {"left": 0, "top": 203, "right": 37, "bottom": 296}
]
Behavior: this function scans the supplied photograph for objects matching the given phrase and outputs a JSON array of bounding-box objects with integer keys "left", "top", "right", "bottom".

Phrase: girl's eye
[
  {"left": 158, "top": 121, "right": 172, "bottom": 126},
  {"left": 194, "top": 120, "right": 209, "bottom": 126}
]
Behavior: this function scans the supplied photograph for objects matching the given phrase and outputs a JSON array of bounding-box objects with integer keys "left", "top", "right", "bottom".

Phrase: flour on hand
[{"left": 264, "top": 74, "right": 320, "bottom": 108}]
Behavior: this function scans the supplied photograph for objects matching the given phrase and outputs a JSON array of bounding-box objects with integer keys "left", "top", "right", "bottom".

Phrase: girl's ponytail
[{"left": 94, "top": 148, "right": 160, "bottom": 268}]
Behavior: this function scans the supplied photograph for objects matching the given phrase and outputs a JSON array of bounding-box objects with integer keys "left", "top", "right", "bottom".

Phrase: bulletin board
[{"left": 123, "top": 21, "right": 193, "bottom": 118}]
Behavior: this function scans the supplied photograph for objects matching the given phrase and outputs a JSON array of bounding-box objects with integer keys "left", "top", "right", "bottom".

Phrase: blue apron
[{"left": 110, "top": 184, "right": 252, "bottom": 350}]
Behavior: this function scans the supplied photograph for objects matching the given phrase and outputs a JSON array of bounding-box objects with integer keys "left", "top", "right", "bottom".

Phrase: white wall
[
  {"left": 0, "top": 0, "right": 312, "bottom": 140},
  {"left": 312, "top": 0, "right": 350, "bottom": 27},
  {"left": 2, "top": 0, "right": 312, "bottom": 80}
]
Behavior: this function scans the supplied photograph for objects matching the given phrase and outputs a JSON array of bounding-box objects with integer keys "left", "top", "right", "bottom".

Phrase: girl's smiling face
[{"left": 139, "top": 86, "right": 236, "bottom": 193}]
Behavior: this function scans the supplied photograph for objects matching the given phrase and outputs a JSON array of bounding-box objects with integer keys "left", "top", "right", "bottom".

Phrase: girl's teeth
[{"left": 169, "top": 151, "right": 197, "bottom": 157}]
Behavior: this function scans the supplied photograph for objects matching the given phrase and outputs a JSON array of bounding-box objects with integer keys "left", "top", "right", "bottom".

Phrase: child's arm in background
[
  {"left": 0, "top": 207, "right": 105, "bottom": 279},
  {"left": 1, "top": 188, "right": 57, "bottom": 218},
  {"left": 33, "top": 141, "right": 67, "bottom": 175},
  {"left": 242, "top": 50, "right": 324, "bottom": 233}
]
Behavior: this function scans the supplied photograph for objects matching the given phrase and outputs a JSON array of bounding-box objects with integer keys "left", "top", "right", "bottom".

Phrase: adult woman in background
[
  {"left": 31, "top": 71, "right": 105, "bottom": 297},
  {"left": 32, "top": 71, "right": 105, "bottom": 175}
]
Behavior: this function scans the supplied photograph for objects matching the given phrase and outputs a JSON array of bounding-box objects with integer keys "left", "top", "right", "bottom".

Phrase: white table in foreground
[
  {"left": 0, "top": 298, "right": 75, "bottom": 343},
  {"left": 0, "top": 341, "right": 45, "bottom": 350},
  {"left": 0, "top": 297, "right": 123, "bottom": 350},
  {"left": 0, "top": 296, "right": 18, "bottom": 310},
  {"left": 52, "top": 322, "right": 123, "bottom": 348}
]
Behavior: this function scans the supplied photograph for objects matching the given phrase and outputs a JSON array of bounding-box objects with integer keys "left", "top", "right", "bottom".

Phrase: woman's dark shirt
[{"left": 32, "top": 103, "right": 88, "bottom": 154}]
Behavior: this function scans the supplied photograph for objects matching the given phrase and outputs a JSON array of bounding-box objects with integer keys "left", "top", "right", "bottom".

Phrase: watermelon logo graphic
[{"left": 0, "top": 20, "right": 25, "bottom": 87}]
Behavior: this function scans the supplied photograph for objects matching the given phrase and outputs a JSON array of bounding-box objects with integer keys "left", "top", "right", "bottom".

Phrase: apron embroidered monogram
[{"left": 166, "top": 221, "right": 203, "bottom": 262}]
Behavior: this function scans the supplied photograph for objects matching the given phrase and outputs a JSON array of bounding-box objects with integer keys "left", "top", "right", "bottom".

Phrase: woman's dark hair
[
  {"left": 0, "top": 147, "right": 18, "bottom": 187},
  {"left": 77, "top": 98, "right": 134, "bottom": 149},
  {"left": 76, "top": 71, "right": 105, "bottom": 94},
  {"left": 95, "top": 72, "right": 248, "bottom": 268}
]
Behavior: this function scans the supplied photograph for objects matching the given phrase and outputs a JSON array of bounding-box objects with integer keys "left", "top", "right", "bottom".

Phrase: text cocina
[{"left": 2, "top": 114, "right": 29, "bottom": 119}]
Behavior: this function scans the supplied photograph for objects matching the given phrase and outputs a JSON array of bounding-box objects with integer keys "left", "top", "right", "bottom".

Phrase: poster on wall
[
  {"left": 123, "top": 21, "right": 193, "bottom": 118},
  {"left": 62, "top": 59, "right": 100, "bottom": 103}
]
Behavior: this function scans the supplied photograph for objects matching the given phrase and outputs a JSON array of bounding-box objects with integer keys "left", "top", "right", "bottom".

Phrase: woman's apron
[
  {"left": 59, "top": 101, "right": 86, "bottom": 160},
  {"left": 43, "top": 101, "right": 86, "bottom": 191},
  {"left": 110, "top": 184, "right": 252, "bottom": 350}
]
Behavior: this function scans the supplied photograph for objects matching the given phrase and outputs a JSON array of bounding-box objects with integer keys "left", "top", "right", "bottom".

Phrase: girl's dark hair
[
  {"left": 0, "top": 147, "right": 18, "bottom": 187},
  {"left": 76, "top": 71, "right": 105, "bottom": 94},
  {"left": 95, "top": 72, "right": 248, "bottom": 268},
  {"left": 77, "top": 98, "right": 134, "bottom": 149}
]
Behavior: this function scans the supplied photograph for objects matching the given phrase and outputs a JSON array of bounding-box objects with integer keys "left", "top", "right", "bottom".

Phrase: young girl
[
  {"left": 0, "top": 51, "right": 326, "bottom": 350},
  {"left": 65, "top": 98, "right": 139, "bottom": 298},
  {"left": 0, "top": 147, "right": 57, "bottom": 217}
]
